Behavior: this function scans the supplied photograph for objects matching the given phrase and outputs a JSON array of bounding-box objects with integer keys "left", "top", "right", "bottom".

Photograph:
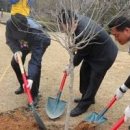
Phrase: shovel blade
[
  {"left": 85, "top": 112, "right": 107, "bottom": 124},
  {"left": 33, "top": 110, "right": 47, "bottom": 130},
  {"left": 46, "top": 97, "right": 67, "bottom": 119},
  {"left": 30, "top": 105, "right": 47, "bottom": 130}
]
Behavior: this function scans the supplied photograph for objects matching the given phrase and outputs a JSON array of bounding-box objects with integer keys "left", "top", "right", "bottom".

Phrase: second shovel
[{"left": 46, "top": 71, "right": 67, "bottom": 119}]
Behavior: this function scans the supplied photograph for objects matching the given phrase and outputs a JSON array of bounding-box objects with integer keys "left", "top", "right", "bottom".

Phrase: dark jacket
[
  {"left": 6, "top": 18, "right": 51, "bottom": 80},
  {"left": 73, "top": 16, "right": 118, "bottom": 72}
]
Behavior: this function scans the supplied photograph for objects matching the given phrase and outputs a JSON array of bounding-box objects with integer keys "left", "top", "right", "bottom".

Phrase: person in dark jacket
[
  {"left": 108, "top": 16, "right": 130, "bottom": 122},
  {"left": 58, "top": 10, "right": 118, "bottom": 117},
  {"left": 6, "top": 13, "right": 50, "bottom": 106}
]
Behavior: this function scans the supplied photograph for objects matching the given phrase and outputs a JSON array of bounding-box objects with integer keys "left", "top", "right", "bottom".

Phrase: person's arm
[
  {"left": 74, "top": 23, "right": 94, "bottom": 66},
  {"left": 28, "top": 0, "right": 35, "bottom": 7},
  {"left": 115, "top": 76, "right": 130, "bottom": 100},
  {"left": 73, "top": 52, "right": 83, "bottom": 66},
  {"left": 6, "top": 20, "right": 21, "bottom": 53},
  {"left": 73, "top": 42, "right": 92, "bottom": 66},
  {"left": 123, "top": 76, "right": 130, "bottom": 121},
  {"left": 124, "top": 105, "right": 130, "bottom": 122},
  {"left": 27, "top": 32, "right": 50, "bottom": 80},
  {"left": 10, "top": 0, "right": 19, "bottom": 4},
  {"left": 124, "top": 76, "right": 130, "bottom": 88}
]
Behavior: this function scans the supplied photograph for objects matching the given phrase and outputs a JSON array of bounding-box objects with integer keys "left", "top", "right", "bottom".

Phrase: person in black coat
[
  {"left": 6, "top": 13, "right": 51, "bottom": 106},
  {"left": 58, "top": 9, "right": 118, "bottom": 117},
  {"left": 108, "top": 16, "right": 130, "bottom": 122}
]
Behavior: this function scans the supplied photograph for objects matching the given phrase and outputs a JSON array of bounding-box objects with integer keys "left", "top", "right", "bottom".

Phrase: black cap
[{"left": 11, "top": 13, "right": 28, "bottom": 31}]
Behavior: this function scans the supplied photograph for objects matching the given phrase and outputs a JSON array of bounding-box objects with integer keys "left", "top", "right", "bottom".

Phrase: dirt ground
[{"left": 1, "top": 21, "right": 130, "bottom": 130}]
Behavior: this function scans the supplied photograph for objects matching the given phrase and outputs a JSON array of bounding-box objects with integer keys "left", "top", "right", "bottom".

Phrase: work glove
[
  {"left": 23, "top": 79, "right": 33, "bottom": 91},
  {"left": 27, "top": 79, "right": 33, "bottom": 89},
  {"left": 14, "top": 51, "right": 22, "bottom": 63},
  {"left": 124, "top": 105, "right": 130, "bottom": 122},
  {"left": 64, "top": 64, "right": 73, "bottom": 75},
  {"left": 115, "top": 84, "right": 128, "bottom": 100}
]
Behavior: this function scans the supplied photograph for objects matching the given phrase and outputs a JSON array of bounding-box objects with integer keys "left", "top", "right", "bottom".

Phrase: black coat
[
  {"left": 73, "top": 16, "right": 118, "bottom": 72},
  {"left": 6, "top": 18, "right": 51, "bottom": 80}
]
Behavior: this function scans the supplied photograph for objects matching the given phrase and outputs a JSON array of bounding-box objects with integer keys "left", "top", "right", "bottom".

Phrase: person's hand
[
  {"left": 64, "top": 64, "right": 73, "bottom": 75},
  {"left": 115, "top": 84, "right": 128, "bottom": 100},
  {"left": 68, "top": 45, "right": 77, "bottom": 55},
  {"left": 14, "top": 51, "right": 22, "bottom": 63},
  {"left": 26, "top": 79, "right": 33, "bottom": 89},
  {"left": 124, "top": 105, "right": 130, "bottom": 122}
]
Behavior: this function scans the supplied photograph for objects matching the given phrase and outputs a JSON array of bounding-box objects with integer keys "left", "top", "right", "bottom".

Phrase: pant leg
[
  {"left": 11, "top": 50, "right": 29, "bottom": 86},
  {"left": 80, "top": 69, "right": 107, "bottom": 106},
  {"left": 79, "top": 60, "right": 91, "bottom": 95},
  {"left": 31, "top": 69, "right": 41, "bottom": 97}
]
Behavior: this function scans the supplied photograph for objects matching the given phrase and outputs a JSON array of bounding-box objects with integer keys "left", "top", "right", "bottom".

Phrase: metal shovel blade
[
  {"left": 85, "top": 112, "right": 107, "bottom": 124},
  {"left": 46, "top": 97, "right": 67, "bottom": 119},
  {"left": 31, "top": 105, "right": 47, "bottom": 130}
]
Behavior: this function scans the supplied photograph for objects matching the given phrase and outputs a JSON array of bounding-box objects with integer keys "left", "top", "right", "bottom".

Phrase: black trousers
[
  {"left": 79, "top": 60, "right": 106, "bottom": 106},
  {"left": 11, "top": 49, "right": 41, "bottom": 98}
]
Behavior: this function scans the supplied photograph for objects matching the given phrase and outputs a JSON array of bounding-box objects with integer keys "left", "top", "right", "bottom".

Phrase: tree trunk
[{"left": 64, "top": 53, "right": 74, "bottom": 130}]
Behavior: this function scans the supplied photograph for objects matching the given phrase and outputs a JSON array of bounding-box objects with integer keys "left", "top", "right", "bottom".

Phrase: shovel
[
  {"left": 85, "top": 96, "right": 117, "bottom": 124},
  {"left": 111, "top": 116, "right": 125, "bottom": 130},
  {"left": 17, "top": 54, "right": 46, "bottom": 130},
  {"left": 46, "top": 71, "right": 67, "bottom": 119}
]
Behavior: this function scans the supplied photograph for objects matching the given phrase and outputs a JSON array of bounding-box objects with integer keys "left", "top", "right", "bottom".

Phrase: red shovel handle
[
  {"left": 111, "top": 116, "right": 125, "bottom": 130},
  {"left": 98, "top": 96, "right": 117, "bottom": 117},
  {"left": 106, "top": 96, "right": 117, "bottom": 109},
  {"left": 17, "top": 54, "right": 33, "bottom": 104},
  {"left": 59, "top": 71, "right": 67, "bottom": 92}
]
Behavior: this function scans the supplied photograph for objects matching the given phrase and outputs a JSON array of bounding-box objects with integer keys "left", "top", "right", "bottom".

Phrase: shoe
[
  {"left": 37, "top": 94, "right": 42, "bottom": 100},
  {"left": 74, "top": 97, "right": 95, "bottom": 104},
  {"left": 74, "top": 95, "right": 85, "bottom": 103},
  {"left": 15, "top": 87, "right": 24, "bottom": 95},
  {"left": 70, "top": 104, "right": 91, "bottom": 117},
  {"left": 70, "top": 101, "right": 95, "bottom": 117},
  {"left": 27, "top": 96, "right": 39, "bottom": 109},
  {"left": 33, "top": 96, "right": 39, "bottom": 106}
]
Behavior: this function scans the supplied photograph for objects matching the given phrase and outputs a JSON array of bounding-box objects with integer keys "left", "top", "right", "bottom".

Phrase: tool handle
[
  {"left": 17, "top": 54, "right": 33, "bottom": 104},
  {"left": 59, "top": 71, "right": 67, "bottom": 92},
  {"left": 111, "top": 116, "right": 124, "bottom": 130},
  {"left": 98, "top": 96, "right": 116, "bottom": 117},
  {"left": 106, "top": 96, "right": 117, "bottom": 108}
]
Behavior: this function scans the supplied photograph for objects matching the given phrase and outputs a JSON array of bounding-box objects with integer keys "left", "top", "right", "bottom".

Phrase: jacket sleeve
[
  {"left": 73, "top": 52, "right": 83, "bottom": 66},
  {"left": 73, "top": 43, "right": 92, "bottom": 66},
  {"left": 28, "top": 0, "right": 35, "bottom": 7},
  {"left": 6, "top": 20, "right": 21, "bottom": 53},
  {"left": 27, "top": 32, "right": 50, "bottom": 80},
  {"left": 10, "top": 0, "right": 19, "bottom": 4},
  {"left": 124, "top": 76, "right": 130, "bottom": 89}
]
